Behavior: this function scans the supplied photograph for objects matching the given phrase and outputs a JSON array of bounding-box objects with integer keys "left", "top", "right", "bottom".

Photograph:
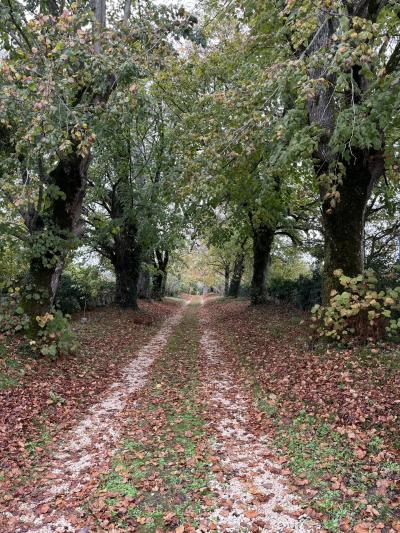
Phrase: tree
[
  {"left": 163, "top": 9, "right": 317, "bottom": 304},
  {"left": 0, "top": 3, "right": 115, "bottom": 331},
  {"left": 275, "top": 0, "right": 400, "bottom": 300},
  {"left": 152, "top": 249, "right": 169, "bottom": 300},
  {"left": 0, "top": 0, "right": 199, "bottom": 324},
  {"left": 228, "top": 236, "right": 248, "bottom": 298},
  {"left": 87, "top": 85, "right": 187, "bottom": 307}
]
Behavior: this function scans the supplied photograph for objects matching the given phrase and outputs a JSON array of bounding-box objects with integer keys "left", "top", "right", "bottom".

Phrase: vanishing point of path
[{"left": 2, "top": 297, "right": 319, "bottom": 532}]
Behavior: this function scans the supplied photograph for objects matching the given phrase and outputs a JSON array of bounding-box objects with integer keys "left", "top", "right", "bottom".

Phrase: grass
[
  {"left": 25, "top": 427, "right": 51, "bottom": 455},
  {"left": 0, "top": 372, "right": 17, "bottom": 390},
  {"left": 93, "top": 303, "right": 214, "bottom": 531},
  {"left": 0, "top": 343, "right": 23, "bottom": 390},
  {"left": 252, "top": 380, "right": 398, "bottom": 531},
  {"left": 270, "top": 411, "right": 389, "bottom": 531},
  {"left": 219, "top": 309, "right": 399, "bottom": 532}
]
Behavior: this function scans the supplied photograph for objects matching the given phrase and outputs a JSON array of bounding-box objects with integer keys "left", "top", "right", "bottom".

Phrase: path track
[
  {"left": 4, "top": 306, "right": 186, "bottom": 533},
  {"left": 200, "top": 298, "right": 318, "bottom": 532},
  {"left": 3, "top": 298, "right": 318, "bottom": 532}
]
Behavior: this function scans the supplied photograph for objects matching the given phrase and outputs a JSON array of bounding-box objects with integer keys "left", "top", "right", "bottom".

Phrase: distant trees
[
  {"left": 179, "top": 0, "right": 400, "bottom": 303},
  {"left": 86, "top": 88, "right": 186, "bottom": 308}
]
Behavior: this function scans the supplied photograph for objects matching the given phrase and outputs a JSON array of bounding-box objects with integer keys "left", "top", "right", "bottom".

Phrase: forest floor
[{"left": 0, "top": 296, "right": 399, "bottom": 533}]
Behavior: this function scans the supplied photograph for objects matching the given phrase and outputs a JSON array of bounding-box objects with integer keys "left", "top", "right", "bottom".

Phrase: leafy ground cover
[
  {"left": 1, "top": 296, "right": 399, "bottom": 532},
  {"left": 85, "top": 299, "right": 215, "bottom": 532},
  {"left": 0, "top": 300, "right": 178, "bottom": 501},
  {"left": 205, "top": 298, "right": 400, "bottom": 532}
]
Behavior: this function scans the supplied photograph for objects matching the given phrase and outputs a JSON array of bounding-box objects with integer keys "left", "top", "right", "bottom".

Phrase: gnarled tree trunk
[
  {"left": 321, "top": 149, "right": 384, "bottom": 301},
  {"left": 306, "top": 6, "right": 387, "bottom": 302},
  {"left": 250, "top": 224, "right": 275, "bottom": 305},
  {"left": 23, "top": 151, "right": 90, "bottom": 334}
]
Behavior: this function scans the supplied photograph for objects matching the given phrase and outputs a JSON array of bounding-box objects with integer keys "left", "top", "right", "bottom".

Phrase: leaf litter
[
  {"left": 1, "top": 295, "right": 398, "bottom": 532},
  {"left": 1, "top": 301, "right": 186, "bottom": 532}
]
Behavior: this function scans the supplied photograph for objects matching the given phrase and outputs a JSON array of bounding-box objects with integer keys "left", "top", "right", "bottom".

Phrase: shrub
[
  {"left": 0, "top": 283, "right": 77, "bottom": 357},
  {"left": 0, "top": 287, "right": 77, "bottom": 358},
  {"left": 56, "top": 273, "right": 87, "bottom": 314},
  {"left": 311, "top": 269, "right": 400, "bottom": 343},
  {"left": 268, "top": 270, "right": 322, "bottom": 309},
  {"left": 56, "top": 265, "right": 115, "bottom": 314},
  {"left": 33, "top": 311, "right": 78, "bottom": 358},
  {"left": 0, "top": 287, "right": 30, "bottom": 335}
]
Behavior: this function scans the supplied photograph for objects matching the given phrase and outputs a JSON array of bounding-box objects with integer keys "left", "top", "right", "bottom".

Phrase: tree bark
[
  {"left": 151, "top": 249, "right": 169, "bottom": 300},
  {"left": 228, "top": 251, "right": 245, "bottom": 298},
  {"left": 94, "top": 0, "right": 106, "bottom": 26},
  {"left": 321, "top": 149, "right": 384, "bottom": 302},
  {"left": 305, "top": 7, "right": 386, "bottom": 303},
  {"left": 152, "top": 271, "right": 163, "bottom": 301},
  {"left": 112, "top": 223, "right": 141, "bottom": 309},
  {"left": 23, "top": 151, "right": 90, "bottom": 333},
  {"left": 250, "top": 224, "right": 275, "bottom": 305},
  {"left": 124, "top": 0, "right": 131, "bottom": 22},
  {"left": 223, "top": 264, "right": 230, "bottom": 297},
  {"left": 137, "top": 267, "right": 151, "bottom": 300},
  {"left": 161, "top": 271, "right": 168, "bottom": 297}
]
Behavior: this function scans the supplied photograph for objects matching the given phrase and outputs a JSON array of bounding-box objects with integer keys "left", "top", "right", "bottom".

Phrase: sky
[{"left": 157, "top": 0, "right": 201, "bottom": 13}]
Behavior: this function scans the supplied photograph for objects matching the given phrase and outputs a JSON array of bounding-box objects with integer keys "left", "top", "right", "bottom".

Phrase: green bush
[
  {"left": 33, "top": 311, "right": 78, "bottom": 358},
  {"left": 0, "top": 287, "right": 77, "bottom": 358},
  {"left": 0, "top": 287, "right": 30, "bottom": 335},
  {"left": 311, "top": 269, "right": 400, "bottom": 343},
  {"left": 268, "top": 270, "right": 322, "bottom": 309},
  {"left": 56, "top": 265, "right": 115, "bottom": 314}
]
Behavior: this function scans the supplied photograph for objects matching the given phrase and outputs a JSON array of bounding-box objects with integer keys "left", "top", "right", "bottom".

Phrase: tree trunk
[
  {"left": 22, "top": 257, "right": 56, "bottom": 337},
  {"left": 161, "top": 271, "right": 168, "bottom": 297},
  {"left": 321, "top": 149, "right": 384, "bottom": 302},
  {"left": 152, "top": 272, "right": 163, "bottom": 301},
  {"left": 137, "top": 268, "right": 151, "bottom": 300},
  {"left": 23, "top": 151, "right": 90, "bottom": 333},
  {"left": 228, "top": 252, "right": 245, "bottom": 298},
  {"left": 151, "top": 250, "right": 169, "bottom": 300},
  {"left": 305, "top": 8, "right": 386, "bottom": 303},
  {"left": 224, "top": 265, "right": 230, "bottom": 297},
  {"left": 114, "top": 260, "right": 140, "bottom": 309},
  {"left": 112, "top": 223, "right": 141, "bottom": 309},
  {"left": 250, "top": 224, "right": 275, "bottom": 305}
]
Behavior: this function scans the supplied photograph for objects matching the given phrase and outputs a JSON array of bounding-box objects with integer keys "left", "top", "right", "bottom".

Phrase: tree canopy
[{"left": 0, "top": 0, "right": 399, "bottom": 347}]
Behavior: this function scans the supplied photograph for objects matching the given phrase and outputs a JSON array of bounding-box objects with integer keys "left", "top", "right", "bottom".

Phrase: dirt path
[
  {"left": 3, "top": 305, "right": 186, "bottom": 533},
  {"left": 199, "top": 299, "right": 318, "bottom": 532},
  {"left": 3, "top": 297, "right": 319, "bottom": 532}
]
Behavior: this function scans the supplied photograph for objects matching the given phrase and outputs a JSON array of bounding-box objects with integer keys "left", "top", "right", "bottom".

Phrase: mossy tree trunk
[
  {"left": 320, "top": 149, "right": 384, "bottom": 302},
  {"left": 23, "top": 151, "right": 90, "bottom": 334},
  {"left": 306, "top": 6, "right": 387, "bottom": 304},
  {"left": 250, "top": 223, "right": 275, "bottom": 305}
]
